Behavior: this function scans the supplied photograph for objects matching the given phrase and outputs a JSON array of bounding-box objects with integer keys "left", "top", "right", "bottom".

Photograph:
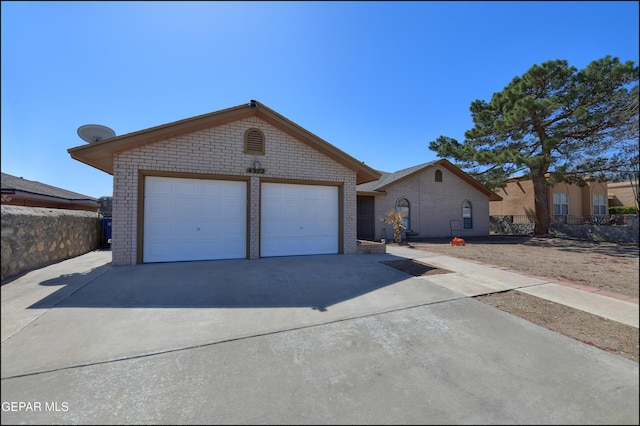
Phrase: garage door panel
[
  {"left": 146, "top": 178, "right": 173, "bottom": 195},
  {"left": 261, "top": 182, "right": 338, "bottom": 257},
  {"left": 263, "top": 237, "right": 335, "bottom": 257},
  {"left": 145, "top": 198, "right": 174, "bottom": 219},
  {"left": 288, "top": 203, "right": 305, "bottom": 217},
  {"left": 145, "top": 242, "right": 191, "bottom": 263},
  {"left": 225, "top": 185, "right": 246, "bottom": 199},
  {"left": 261, "top": 203, "right": 282, "bottom": 218},
  {"left": 299, "top": 203, "right": 318, "bottom": 217},
  {"left": 200, "top": 181, "right": 226, "bottom": 197},
  {"left": 260, "top": 221, "right": 283, "bottom": 238},
  {"left": 302, "top": 221, "right": 338, "bottom": 236},
  {"left": 200, "top": 221, "right": 245, "bottom": 238},
  {"left": 174, "top": 202, "right": 201, "bottom": 219},
  {"left": 174, "top": 180, "right": 199, "bottom": 196},
  {"left": 306, "top": 204, "right": 335, "bottom": 218},
  {"left": 308, "top": 237, "right": 337, "bottom": 252},
  {"left": 261, "top": 237, "right": 303, "bottom": 257},
  {"left": 200, "top": 198, "right": 233, "bottom": 215},
  {"left": 281, "top": 187, "right": 305, "bottom": 200},
  {"left": 172, "top": 221, "right": 200, "bottom": 238},
  {"left": 262, "top": 184, "right": 281, "bottom": 198},
  {"left": 144, "top": 177, "right": 246, "bottom": 262},
  {"left": 316, "top": 187, "right": 336, "bottom": 200},
  {"left": 144, "top": 221, "right": 173, "bottom": 239},
  {"left": 225, "top": 202, "right": 247, "bottom": 218}
]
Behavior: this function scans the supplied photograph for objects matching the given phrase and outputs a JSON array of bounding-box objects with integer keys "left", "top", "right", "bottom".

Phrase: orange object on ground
[{"left": 451, "top": 237, "right": 465, "bottom": 246}]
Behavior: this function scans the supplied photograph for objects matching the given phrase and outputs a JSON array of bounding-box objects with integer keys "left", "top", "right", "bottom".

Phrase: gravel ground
[{"left": 388, "top": 235, "right": 639, "bottom": 363}]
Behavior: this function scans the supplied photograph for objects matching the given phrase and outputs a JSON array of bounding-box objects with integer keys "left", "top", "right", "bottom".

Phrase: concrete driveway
[{"left": 1, "top": 249, "right": 638, "bottom": 425}]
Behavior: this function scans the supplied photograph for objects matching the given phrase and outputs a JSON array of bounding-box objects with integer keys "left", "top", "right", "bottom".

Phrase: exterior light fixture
[{"left": 246, "top": 159, "right": 265, "bottom": 174}]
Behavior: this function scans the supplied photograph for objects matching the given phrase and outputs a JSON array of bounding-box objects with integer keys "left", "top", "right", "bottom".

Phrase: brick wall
[
  {"left": 112, "top": 116, "right": 356, "bottom": 265},
  {"left": 356, "top": 240, "right": 386, "bottom": 254},
  {"left": 1, "top": 205, "right": 100, "bottom": 281},
  {"left": 374, "top": 166, "right": 491, "bottom": 240}
]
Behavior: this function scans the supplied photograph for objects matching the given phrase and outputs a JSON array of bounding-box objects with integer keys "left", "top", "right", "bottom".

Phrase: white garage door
[
  {"left": 261, "top": 182, "right": 339, "bottom": 257},
  {"left": 143, "top": 176, "right": 246, "bottom": 262}
]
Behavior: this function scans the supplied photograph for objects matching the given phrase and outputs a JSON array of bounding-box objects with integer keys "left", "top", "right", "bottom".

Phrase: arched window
[
  {"left": 593, "top": 193, "right": 607, "bottom": 215},
  {"left": 435, "top": 169, "right": 443, "bottom": 182},
  {"left": 462, "top": 200, "right": 472, "bottom": 229},
  {"left": 396, "top": 198, "right": 410, "bottom": 230}
]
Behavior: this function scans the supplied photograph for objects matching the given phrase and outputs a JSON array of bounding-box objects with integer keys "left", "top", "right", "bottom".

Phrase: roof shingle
[{"left": 1, "top": 173, "right": 97, "bottom": 201}]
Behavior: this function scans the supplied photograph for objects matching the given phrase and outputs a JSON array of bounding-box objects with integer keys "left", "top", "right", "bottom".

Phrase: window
[
  {"left": 435, "top": 170, "right": 443, "bottom": 182},
  {"left": 462, "top": 200, "right": 472, "bottom": 229},
  {"left": 553, "top": 193, "right": 569, "bottom": 216},
  {"left": 593, "top": 194, "right": 607, "bottom": 215},
  {"left": 244, "top": 128, "right": 265, "bottom": 155},
  {"left": 396, "top": 198, "right": 410, "bottom": 230}
]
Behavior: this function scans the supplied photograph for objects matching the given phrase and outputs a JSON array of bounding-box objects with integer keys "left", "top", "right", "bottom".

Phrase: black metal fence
[
  {"left": 492, "top": 214, "right": 629, "bottom": 227},
  {"left": 552, "top": 215, "right": 628, "bottom": 226}
]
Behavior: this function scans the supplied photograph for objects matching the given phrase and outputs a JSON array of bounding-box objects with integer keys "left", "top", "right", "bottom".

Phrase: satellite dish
[{"left": 77, "top": 124, "right": 116, "bottom": 143}]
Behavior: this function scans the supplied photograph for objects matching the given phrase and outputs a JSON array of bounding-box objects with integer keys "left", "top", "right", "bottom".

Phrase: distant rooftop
[
  {"left": 356, "top": 161, "right": 438, "bottom": 192},
  {"left": 1, "top": 172, "right": 97, "bottom": 202}
]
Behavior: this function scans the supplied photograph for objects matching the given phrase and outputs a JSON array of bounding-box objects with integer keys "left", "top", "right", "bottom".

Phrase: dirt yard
[{"left": 389, "top": 236, "right": 639, "bottom": 363}]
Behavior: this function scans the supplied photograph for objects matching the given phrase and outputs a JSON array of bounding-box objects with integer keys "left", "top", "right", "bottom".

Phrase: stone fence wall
[
  {"left": 490, "top": 216, "right": 536, "bottom": 236},
  {"left": 490, "top": 215, "right": 639, "bottom": 244},
  {"left": 1, "top": 205, "right": 101, "bottom": 281}
]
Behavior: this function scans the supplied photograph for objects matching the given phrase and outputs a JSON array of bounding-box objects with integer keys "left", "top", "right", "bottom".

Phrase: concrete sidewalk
[
  {"left": 387, "top": 245, "right": 639, "bottom": 328},
  {"left": 1, "top": 248, "right": 638, "bottom": 424}
]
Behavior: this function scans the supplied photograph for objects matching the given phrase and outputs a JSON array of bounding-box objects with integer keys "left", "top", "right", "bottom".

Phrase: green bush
[{"left": 608, "top": 205, "right": 638, "bottom": 215}]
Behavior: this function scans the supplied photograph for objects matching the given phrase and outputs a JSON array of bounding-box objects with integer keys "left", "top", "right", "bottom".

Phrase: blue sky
[{"left": 2, "top": 1, "right": 638, "bottom": 199}]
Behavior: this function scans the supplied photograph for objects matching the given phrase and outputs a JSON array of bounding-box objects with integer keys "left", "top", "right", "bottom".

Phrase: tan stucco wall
[
  {"left": 374, "top": 165, "right": 491, "bottom": 239},
  {"left": 490, "top": 179, "right": 608, "bottom": 217},
  {"left": 111, "top": 116, "right": 356, "bottom": 265},
  {"left": 608, "top": 181, "right": 638, "bottom": 208},
  {"left": 489, "top": 179, "right": 536, "bottom": 216}
]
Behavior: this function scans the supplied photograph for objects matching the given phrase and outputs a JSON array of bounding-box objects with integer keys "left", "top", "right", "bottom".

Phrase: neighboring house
[
  {"left": 607, "top": 181, "right": 639, "bottom": 209},
  {"left": 68, "top": 100, "right": 381, "bottom": 265},
  {"left": 1, "top": 172, "right": 98, "bottom": 212},
  {"left": 489, "top": 176, "right": 609, "bottom": 223},
  {"left": 356, "top": 159, "right": 502, "bottom": 241}
]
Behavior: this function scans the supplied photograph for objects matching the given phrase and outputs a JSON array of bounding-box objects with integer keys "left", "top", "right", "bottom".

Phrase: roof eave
[
  {"left": 252, "top": 106, "right": 380, "bottom": 184},
  {"left": 68, "top": 102, "right": 381, "bottom": 184},
  {"left": 356, "top": 190, "right": 387, "bottom": 196},
  {"left": 437, "top": 160, "right": 502, "bottom": 200},
  {"left": 371, "top": 159, "right": 501, "bottom": 200},
  {"left": 68, "top": 104, "right": 253, "bottom": 175}
]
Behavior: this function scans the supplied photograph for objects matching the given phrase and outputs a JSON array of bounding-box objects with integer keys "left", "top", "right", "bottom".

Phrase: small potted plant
[{"left": 380, "top": 210, "right": 407, "bottom": 244}]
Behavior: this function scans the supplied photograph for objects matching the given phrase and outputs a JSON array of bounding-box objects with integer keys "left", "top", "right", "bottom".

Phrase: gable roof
[
  {"left": 68, "top": 100, "right": 381, "bottom": 185},
  {"left": 1, "top": 172, "right": 97, "bottom": 204},
  {"left": 356, "top": 159, "right": 502, "bottom": 201}
]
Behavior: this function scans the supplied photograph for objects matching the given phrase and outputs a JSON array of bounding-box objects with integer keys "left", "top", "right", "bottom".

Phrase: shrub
[{"left": 608, "top": 206, "right": 638, "bottom": 215}]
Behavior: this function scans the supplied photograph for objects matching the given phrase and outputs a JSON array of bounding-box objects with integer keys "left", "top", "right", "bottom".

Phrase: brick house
[
  {"left": 68, "top": 100, "right": 380, "bottom": 265},
  {"left": 489, "top": 176, "right": 609, "bottom": 224},
  {"left": 356, "top": 160, "right": 502, "bottom": 241}
]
